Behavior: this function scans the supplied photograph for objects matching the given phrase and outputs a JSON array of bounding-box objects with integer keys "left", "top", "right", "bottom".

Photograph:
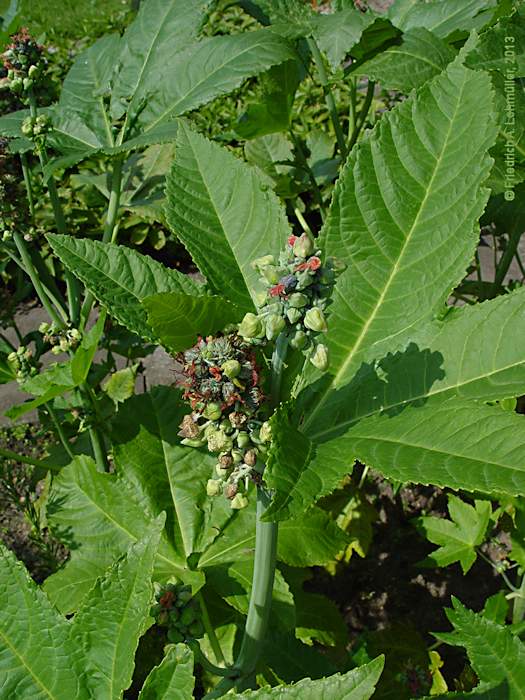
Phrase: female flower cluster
[
  {"left": 176, "top": 334, "right": 270, "bottom": 510},
  {"left": 237, "top": 233, "right": 344, "bottom": 371},
  {"left": 2, "top": 28, "right": 45, "bottom": 94},
  {"left": 7, "top": 345, "right": 38, "bottom": 383},
  {"left": 151, "top": 582, "right": 204, "bottom": 644},
  {"left": 39, "top": 322, "right": 82, "bottom": 355}
]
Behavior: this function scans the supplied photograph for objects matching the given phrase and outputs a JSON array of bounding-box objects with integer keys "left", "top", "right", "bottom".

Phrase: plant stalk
[
  {"left": 306, "top": 37, "right": 348, "bottom": 160},
  {"left": 0, "top": 447, "right": 60, "bottom": 471},
  {"left": 197, "top": 592, "right": 226, "bottom": 666},
  {"left": 348, "top": 79, "right": 375, "bottom": 153},
  {"left": 513, "top": 572, "right": 525, "bottom": 625},
  {"left": 493, "top": 228, "right": 523, "bottom": 295}
]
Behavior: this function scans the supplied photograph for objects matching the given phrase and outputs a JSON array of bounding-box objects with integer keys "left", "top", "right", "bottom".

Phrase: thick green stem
[
  {"left": 306, "top": 37, "right": 347, "bottom": 160},
  {"left": 12, "top": 231, "right": 65, "bottom": 328},
  {"left": 80, "top": 155, "right": 124, "bottom": 329},
  {"left": 20, "top": 153, "right": 35, "bottom": 218},
  {"left": 46, "top": 403, "right": 74, "bottom": 460},
  {"left": 0, "top": 447, "right": 60, "bottom": 471},
  {"left": 348, "top": 79, "right": 375, "bottom": 153}
]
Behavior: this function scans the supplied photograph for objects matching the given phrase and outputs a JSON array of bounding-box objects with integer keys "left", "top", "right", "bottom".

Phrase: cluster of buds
[
  {"left": 1, "top": 29, "right": 45, "bottom": 94},
  {"left": 7, "top": 345, "right": 38, "bottom": 383},
  {"left": 176, "top": 334, "right": 270, "bottom": 509},
  {"left": 0, "top": 139, "right": 26, "bottom": 240},
  {"left": 39, "top": 322, "right": 81, "bottom": 354},
  {"left": 151, "top": 582, "right": 204, "bottom": 643},
  {"left": 238, "top": 233, "right": 344, "bottom": 371},
  {"left": 21, "top": 114, "right": 51, "bottom": 139}
]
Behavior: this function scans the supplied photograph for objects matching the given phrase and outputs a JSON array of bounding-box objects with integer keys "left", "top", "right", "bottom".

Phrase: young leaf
[
  {"left": 417, "top": 495, "right": 491, "bottom": 573},
  {"left": 44, "top": 456, "right": 203, "bottom": 613},
  {"left": 143, "top": 292, "right": 242, "bottom": 352},
  {"left": 47, "top": 235, "right": 202, "bottom": 341},
  {"left": 356, "top": 28, "right": 456, "bottom": 93},
  {"left": 102, "top": 365, "right": 137, "bottom": 404},
  {"left": 69, "top": 516, "right": 165, "bottom": 700},
  {"left": 438, "top": 598, "right": 525, "bottom": 699},
  {"left": 138, "top": 644, "right": 195, "bottom": 700},
  {"left": 240, "top": 655, "right": 384, "bottom": 699},
  {"left": 311, "top": 7, "right": 376, "bottom": 68},
  {"left": 165, "top": 121, "right": 291, "bottom": 311},
  {"left": 387, "top": 0, "right": 498, "bottom": 38},
  {"left": 0, "top": 544, "right": 86, "bottom": 700}
]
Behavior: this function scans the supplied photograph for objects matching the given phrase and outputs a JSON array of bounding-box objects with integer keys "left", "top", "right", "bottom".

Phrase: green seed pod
[
  {"left": 259, "top": 421, "right": 272, "bottom": 443},
  {"left": 180, "top": 606, "right": 196, "bottom": 627},
  {"left": 221, "top": 359, "right": 241, "bottom": 378},
  {"left": 238, "top": 312, "right": 264, "bottom": 339},
  {"left": 293, "top": 233, "right": 315, "bottom": 259},
  {"left": 251, "top": 255, "right": 274, "bottom": 271},
  {"left": 265, "top": 314, "right": 285, "bottom": 340},
  {"left": 167, "top": 629, "right": 184, "bottom": 643},
  {"left": 231, "top": 493, "right": 249, "bottom": 510},
  {"left": 231, "top": 449, "right": 244, "bottom": 464},
  {"left": 290, "top": 330, "right": 308, "bottom": 350},
  {"left": 288, "top": 292, "right": 308, "bottom": 308},
  {"left": 286, "top": 308, "right": 303, "bottom": 324},
  {"left": 236, "top": 432, "right": 251, "bottom": 449},
  {"left": 262, "top": 266, "right": 281, "bottom": 285},
  {"left": 178, "top": 589, "right": 193, "bottom": 605},
  {"left": 169, "top": 608, "right": 180, "bottom": 623},
  {"left": 295, "top": 270, "right": 315, "bottom": 290},
  {"left": 207, "top": 478, "right": 223, "bottom": 496},
  {"left": 207, "top": 429, "right": 233, "bottom": 453},
  {"left": 203, "top": 402, "right": 222, "bottom": 421},
  {"left": 188, "top": 620, "right": 205, "bottom": 638},
  {"left": 304, "top": 307, "right": 327, "bottom": 333},
  {"left": 310, "top": 343, "right": 329, "bottom": 371}
]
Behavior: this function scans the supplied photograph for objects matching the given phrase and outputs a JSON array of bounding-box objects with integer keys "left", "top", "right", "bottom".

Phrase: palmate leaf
[
  {"left": 387, "top": 0, "right": 498, "bottom": 38},
  {"left": 0, "top": 544, "right": 86, "bottom": 700},
  {"left": 143, "top": 292, "right": 243, "bottom": 352},
  {"left": 356, "top": 28, "right": 456, "bottom": 93},
  {"left": 241, "top": 655, "right": 384, "bottom": 699},
  {"left": 69, "top": 516, "right": 164, "bottom": 700},
  {"left": 417, "top": 495, "right": 491, "bottom": 573},
  {"left": 166, "top": 121, "right": 292, "bottom": 311},
  {"left": 44, "top": 456, "right": 204, "bottom": 613},
  {"left": 47, "top": 235, "right": 202, "bottom": 341},
  {"left": 138, "top": 644, "right": 195, "bottom": 700},
  {"left": 437, "top": 598, "right": 525, "bottom": 699}
]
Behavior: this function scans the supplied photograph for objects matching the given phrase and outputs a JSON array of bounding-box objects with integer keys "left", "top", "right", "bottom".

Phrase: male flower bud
[
  {"left": 237, "top": 432, "right": 251, "bottom": 449},
  {"left": 178, "top": 414, "right": 200, "bottom": 439},
  {"left": 288, "top": 292, "right": 308, "bottom": 308},
  {"left": 231, "top": 449, "right": 244, "bottom": 464},
  {"left": 38, "top": 322, "right": 50, "bottom": 334},
  {"left": 265, "top": 314, "right": 285, "bottom": 340},
  {"left": 262, "top": 266, "right": 281, "bottom": 285},
  {"left": 293, "top": 233, "right": 314, "bottom": 258},
  {"left": 286, "top": 308, "right": 303, "bottom": 324},
  {"left": 207, "top": 429, "right": 233, "bottom": 453},
  {"left": 238, "top": 312, "right": 263, "bottom": 339},
  {"left": 290, "top": 330, "right": 308, "bottom": 350},
  {"left": 310, "top": 343, "right": 329, "bottom": 371},
  {"left": 251, "top": 255, "right": 274, "bottom": 271},
  {"left": 259, "top": 421, "right": 272, "bottom": 443},
  {"left": 221, "top": 359, "right": 241, "bottom": 378},
  {"left": 203, "top": 402, "right": 222, "bottom": 421},
  {"left": 216, "top": 464, "right": 230, "bottom": 478},
  {"left": 206, "top": 479, "right": 222, "bottom": 497},
  {"left": 304, "top": 307, "right": 327, "bottom": 333},
  {"left": 229, "top": 411, "right": 247, "bottom": 429},
  {"left": 231, "top": 493, "right": 249, "bottom": 510}
]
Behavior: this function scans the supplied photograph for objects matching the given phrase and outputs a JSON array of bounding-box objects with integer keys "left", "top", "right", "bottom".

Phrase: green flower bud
[
  {"left": 310, "top": 343, "right": 329, "bottom": 371},
  {"left": 326, "top": 256, "right": 347, "bottom": 274},
  {"left": 236, "top": 432, "right": 251, "bottom": 449},
  {"left": 304, "top": 307, "right": 327, "bottom": 333},
  {"left": 221, "top": 359, "right": 241, "bottom": 378},
  {"left": 22, "top": 77, "right": 32, "bottom": 91},
  {"left": 231, "top": 449, "right": 244, "bottom": 464},
  {"left": 38, "top": 322, "right": 50, "bottom": 334},
  {"left": 180, "top": 607, "right": 196, "bottom": 627},
  {"left": 59, "top": 338, "right": 69, "bottom": 352},
  {"left": 7, "top": 351, "right": 17, "bottom": 363},
  {"left": 207, "top": 478, "right": 223, "bottom": 496},
  {"left": 251, "top": 255, "right": 274, "bottom": 271},
  {"left": 177, "top": 589, "right": 192, "bottom": 605},
  {"left": 28, "top": 64, "right": 38, "bottom": 78},
  {"left": 286, "top": 308, "right": 303, "bottom": 324},
  {"left": 262, "top": 266, "right": 281, "bottom": 285},
  {"left": 167, "top": 629, "right": 184, "bottom": 643},
  {"left": 21, "top": 118, "right": 33, "bottom": 136},
  {"left": 169, "top": 608, "right": 180, "bottom": 623},
  {"left": 231, "top": 493, "right": 249, "bottom": 510},
  {"left": 288, "top": 292, "right": 308, "bottom": 308},
  {"left": 188, "top": 620, "right": 205, "bottom": 638},
  {"left": 259, "top": 421, "right": 272, "bottom": 443},
  {"left": 216, "top": 464, "right": 230, "bottom": 478},
  {"left": 69, "top": 328, "right": 81, "bottom": 341},
  {"left": 238, "top": 312, "right": 264, "bottom": 339},
  {"left": 207, "top": 429, "right": 233, "bottom": 453},
  {"left": 181, "top": 437, "right": 206, "bottom": 448},
  {"left": 254, "top": 290, "right": 268, "bottom": 307},
  {"left": 295, "top": 270, "right": 315, "bottom": 290},
  {"left": 265, "top": 314, "right": 285, "bottom": 340},
  {"left": 203, "top": 402, "right": 222, "bottom": 421},
  {"left": 290, "top": 330, "right": 308, "bottom": 350},
  {"left": 293, "top": 233, "right": 315, "bottom": 259},
  {"left": 51, "top": 345, "right": 62, "bottom": 355}
]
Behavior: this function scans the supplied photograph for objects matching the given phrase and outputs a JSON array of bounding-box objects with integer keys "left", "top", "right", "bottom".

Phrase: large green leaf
[
  {"left": 311, "top": 7, "right": 376, "bottom": 68},
  {"left": 137, "top": 29, "right": 296, "bottom": 133},
  {"left": 356, "top": 28, "right": 456, "bottom": 92},
  {"left": 69, "top": 516, "right": 164, "bottom": 700},
  {"left": 143, "top": 292, "right": 242, "bottom": 352},
  {"left": 111, "top": 387, "right": 230, "bottom": 560},
  {"left": 0, "top": 544, "right": 86, "bottom": 700},
  {"left": 387, "top": 0, "right": 498, "bottom": 38},
  {"left": 110, "top": 0, "right": 213, "bottom": 121},
  {"left": 166, "top": 121, "right": 291, "bottom": 311},
  {"left": 47, "top": 235, "right": 201, "bottom": 341},
  {"left": 241, "top": 655, "right": 384, "bottom": 699},
  {"left": 44, "top": 456, "right": 203, "bottom": 613},
  {"left": 138, "top": 644, "right": 195, "bottom": 700},
  {"left": 466, "top": 9, "right": 525, "bottom": 77},
  {"left": 438, "top": 598, "right": 525, "bottom": 699}
]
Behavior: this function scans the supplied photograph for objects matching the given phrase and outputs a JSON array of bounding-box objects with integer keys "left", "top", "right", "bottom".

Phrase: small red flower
[
  {"left": 295, "top": 256, "right": 321, "bottom": 272},
  {"left": 159, "top": 591, "right": 176, "bottom": 609},
  {"left": 269, "top": 283, "right": 286, "bottom": 297},
  {"left": 287, "top": 235, "right": 298, "bottom": 246},
  {"left": 209, "top": 366, "right": 222, "bottom": 380}
]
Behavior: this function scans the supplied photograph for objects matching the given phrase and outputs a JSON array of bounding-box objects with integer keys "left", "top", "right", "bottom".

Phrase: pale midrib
[
  {"left": 304, "top": 70, "right": 467, "bottom": 431},
  {"left": 0, "top": 627, "right": 62, "bottom": 699},
  {"left": 198, "top": 535, "right": 255, "bottom": 568},
  {"left": 311, "top": 355, "right": 525, "bottom": 442},
  {"left": 378, "top": 47, "right": 446, "bottom": 72}
]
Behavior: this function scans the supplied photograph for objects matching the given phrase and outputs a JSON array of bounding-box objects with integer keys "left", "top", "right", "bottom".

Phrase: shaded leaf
[
  {"left": 387, "top": 0, "right": 498, "bottom": 38},
  {"left": 138, "top": 644, "right": 195, "bottom": 700}
]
